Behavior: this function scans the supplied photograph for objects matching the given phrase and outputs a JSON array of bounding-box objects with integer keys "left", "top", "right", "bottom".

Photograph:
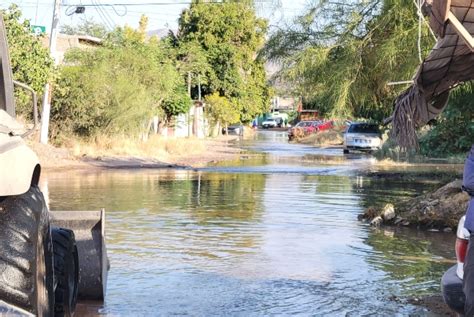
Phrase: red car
[
  {"left": 316, "top": 120, "right": 333, "bottom": 132},
  {"left": 288, "top": 120, "right": 334, "bottom": 141},
  {"left": 288, "top": 121, "right": 313, "bottom": 141}
]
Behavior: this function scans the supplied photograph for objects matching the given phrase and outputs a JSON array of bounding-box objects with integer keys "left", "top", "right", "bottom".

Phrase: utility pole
[
  {"left": 40, "top": 0, "right": 61, "bottom": 144},
  {"left": 194, "top": 74, "right": 201, "bottom": 137},
  {"left": 187, "top": 71, "right": 192, "bottom": 137},
  {"left": 198, "top": 74, "right": 201, "bottom": 101}
]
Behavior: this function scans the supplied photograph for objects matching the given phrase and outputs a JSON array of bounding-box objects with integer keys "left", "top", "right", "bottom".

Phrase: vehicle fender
[
  {"left": 464, "top": 145, "right": 474, "bottom": 194},
  {"left": 0, "top": 135, "right": 40, "bottom": 196}
]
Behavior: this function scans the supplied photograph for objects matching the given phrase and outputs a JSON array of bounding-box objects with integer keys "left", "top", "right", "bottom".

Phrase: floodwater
[{"left": 43, "top": 131, "right": 461, "bottom": 316}]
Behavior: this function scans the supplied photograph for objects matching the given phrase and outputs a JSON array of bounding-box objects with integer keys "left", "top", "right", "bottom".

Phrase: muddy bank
[
  {"left": 294, "top": 130, "right": 344, "bottom": 146},
  {"left": 29, "top": 136, "right": 245, "bottom": 170},
  {"left": 362, "top": 169, "right": 463, "bottom": 184},
  {"left": 359, "top": 179, "right": 470, "bottom": 230},
  {"left": 406, "top": 295, "right": 456, "bottom": 316}
]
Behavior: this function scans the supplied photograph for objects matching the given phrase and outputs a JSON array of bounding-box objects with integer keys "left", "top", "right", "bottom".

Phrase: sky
[{"left": 0, "top": 0, "right": 312, "bottom": 33}]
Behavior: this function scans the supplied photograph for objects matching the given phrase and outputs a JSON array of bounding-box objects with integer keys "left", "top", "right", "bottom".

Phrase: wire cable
[
  {"left": 95, "top": 0, "right": 116, "bottom": 27},
  {"left": 92, "top": 0, "right": 114, "bottom": 29}
]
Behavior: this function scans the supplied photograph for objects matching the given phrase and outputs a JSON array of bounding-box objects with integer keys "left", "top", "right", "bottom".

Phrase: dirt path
[{"left": 29, "top": 136, "right": 245, "bottom": 171}]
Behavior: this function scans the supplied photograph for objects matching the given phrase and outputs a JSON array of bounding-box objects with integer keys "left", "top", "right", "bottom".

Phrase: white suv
[
  {"left": 343, "top": 123, "right": 382, "bottom": 154},
  {"left": 262, "top": 118, "right": 278, "bottom": 129}
]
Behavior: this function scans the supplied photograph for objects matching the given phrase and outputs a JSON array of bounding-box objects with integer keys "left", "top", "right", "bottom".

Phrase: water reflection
[
  {"left": 42, "top": 133, "right": 459, "bottom": 316},
  {"left": 364, "top": 227, "right": 455, "bottom": 296}
]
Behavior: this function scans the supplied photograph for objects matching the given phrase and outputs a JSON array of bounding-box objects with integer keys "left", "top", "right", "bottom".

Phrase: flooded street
[{"left": 44, "top": 131, "right": 459, "bottom": 316}]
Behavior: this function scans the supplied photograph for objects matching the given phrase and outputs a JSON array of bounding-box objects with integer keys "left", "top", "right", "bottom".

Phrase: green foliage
[
  {"left": 51, "top": 21, "right": 185, "bottom": 139},
  {"left": 205, "top": 93, "right": 240, "bottom": 128},
  {"left": 178, "top": 0, "right": 270, "bottom": 122},
  {"left": 265, "top": 0, "right": 472, "bottom": 156},
  {"left": 264, "top": 0, "right": 434, "bottom": 121},
  {"left": 61, "top": 17, "right": 108, "bottom": 39},
  {"left": 2, "top": 5, "right": 54, "bottom": 117},
  {"left": 162, "top": 89, "right": 192, "bottom": 122},
  {"left": 419, "top": 84, "right": 474, "bottom": 157}
]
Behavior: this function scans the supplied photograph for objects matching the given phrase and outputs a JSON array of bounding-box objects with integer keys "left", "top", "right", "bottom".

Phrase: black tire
[
  {"left": 0, "top": 185, "right": 54, "bottom": 316},
  {"left": 343, "top": 149, "right": 349, "bottom": 154},
  {"left": 52, "top": 228, "right": 79, "bottom": 317}
]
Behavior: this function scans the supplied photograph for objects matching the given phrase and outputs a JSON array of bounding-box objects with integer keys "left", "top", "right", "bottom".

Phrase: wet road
[{"left": 44, "top": 131, "right": 457, "bottom": 316}]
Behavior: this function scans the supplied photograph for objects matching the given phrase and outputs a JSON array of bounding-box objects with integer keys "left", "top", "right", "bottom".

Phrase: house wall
[{"left": 172, "top": 103, "right": 207, "bottom": 138}]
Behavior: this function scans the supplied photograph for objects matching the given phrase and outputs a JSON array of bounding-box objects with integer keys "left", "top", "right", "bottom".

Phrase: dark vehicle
[
  {"left": 222, "top": 123, "right": 244, "bottom": 136},
  {"left": 441, "top": 216, "right": 468, "bottom": 315},
  {"left": 0, "top": 14, "right": 107, "bottom": 315},
  {"left": 343, "top": 122, "right": 382, "bottom": 154}
]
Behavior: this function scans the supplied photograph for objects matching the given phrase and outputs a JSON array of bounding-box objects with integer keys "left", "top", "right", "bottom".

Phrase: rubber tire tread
[
  {"left": 0, "top": 185, "right": 54, "bottom": 315},
  {"left": 52, "top": 228, "right": 79, "bottom": 317}
]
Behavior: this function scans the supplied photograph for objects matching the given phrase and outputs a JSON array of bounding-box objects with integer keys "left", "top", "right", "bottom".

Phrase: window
[{"left": 348, "top": 124, "right": 380, "bottom": 134}]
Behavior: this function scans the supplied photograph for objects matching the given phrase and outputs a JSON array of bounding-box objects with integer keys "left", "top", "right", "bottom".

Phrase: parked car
[
  {"left": 305, "top": 121, "right": 320, "bottom": 134},
  {"left": 262, "top": 118, "right": 278, "bottom": 129},
  {"left": 441, "top": 216, "right": 468, "bottom": 315},
  {"left": 222, "top": 123, "right": 244, "bottom": 136},
  {"left": 343, "top": 122, "right": 382, "bottom": 154},
  {"left": 288, "top": 121, "right": 312, "bottom": 140},
  {"left": 316, "top": 120, "right": 334, "bottom": 132}
]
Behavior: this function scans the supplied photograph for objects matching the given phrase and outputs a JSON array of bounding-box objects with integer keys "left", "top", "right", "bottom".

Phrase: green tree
[
  {"left": 178, "top": 0, "right": 270, "bottom": 122},
  {"left": 205, "top": 93, "right": 240, "bottom": 133},
  {"left": 265, "top": 0, "right": 473, "bottom": 156},
  {"left": 162, "top": 88, "right": 192, "bottom": 124},
  {"left": 2, "top": 5, "right": 54, "bottom": 117},
  {"left": 419, "top": 84, "right": 474, "bottom": 157},
  {"left": 264, "top": 0, "right": 434, "bottom": 121},
  {"left": 61, "top": 17, "right": 108, "bottom": 39},
  {"left": 50, "top": 18, "right": 186, "bottom": 140}
]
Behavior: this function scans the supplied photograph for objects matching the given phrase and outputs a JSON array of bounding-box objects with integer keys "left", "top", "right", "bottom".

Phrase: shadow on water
[{"left": 42, "top": 131, "right": 461, "bottom": 316}]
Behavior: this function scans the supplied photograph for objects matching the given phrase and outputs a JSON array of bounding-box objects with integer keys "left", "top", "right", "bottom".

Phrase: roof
[
  {"left": 76, "top": 35, "right": 102, "bottom": 45},
  {"left": 391, "top": 0, "right": 474, "bottom": 149}
]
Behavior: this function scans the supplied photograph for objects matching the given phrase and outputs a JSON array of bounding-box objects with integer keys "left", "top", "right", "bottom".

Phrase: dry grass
[
  {"left": 374, "top": 158, "right": 411, "bottom": 167},
  {"left": 298, "top": 130, "right": 344, "bottom": 146},
  {"left": 66, "top": 134, "right": 207, "bottom": 161},
  {"left": 28, "top": 133, "right": 240, "bottom": 169}
]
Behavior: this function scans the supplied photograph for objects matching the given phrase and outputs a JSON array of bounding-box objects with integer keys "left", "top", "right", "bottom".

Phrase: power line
[
  {"left": 94, "top": 0, "right": 116, "bottom": 27},
  {"left": 93, "top": 0, "right": 114, "bottom": 29},
  {"left": 65, "top": 0, "right": 273, "bottom": 6}
]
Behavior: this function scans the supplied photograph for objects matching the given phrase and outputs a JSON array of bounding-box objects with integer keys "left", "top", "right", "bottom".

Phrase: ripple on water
[{"left": 44, "top": 141, "right": 455, "bottom": 316}]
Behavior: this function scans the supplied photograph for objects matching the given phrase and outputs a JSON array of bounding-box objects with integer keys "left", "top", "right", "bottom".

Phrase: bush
[
  {"left": 2, "top": 5, "right": 54, "bottom": 118},
  {"left": 420, "top": 85, "right": 474, "bottom": 158},
  {"left": 50, "top": 26, "right": 186, "bottom": 141},
  {"left": 162, "top": 89, "right": 192, "bottom": 123}
]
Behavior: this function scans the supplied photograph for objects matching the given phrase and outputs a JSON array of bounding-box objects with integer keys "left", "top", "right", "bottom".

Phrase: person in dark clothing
[{"left": 463, "top": 145, "right": 474, "bottom": 316}]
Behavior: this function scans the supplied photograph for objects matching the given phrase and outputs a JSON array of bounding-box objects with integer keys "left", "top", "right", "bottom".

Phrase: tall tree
[
  {"left": 178, "top": 0, "right": 271, "bottom": 122},
  {"left": 50, "top": 18, "right": 186, "bottom": 139},
  {"left": 264, "top": 0, "right": 434, "bottom": 121},
  {"left": 61, "top": 17, "right": 108, "bottom": 39},
  {"left": 2, "top": 5, "right": 54, "bottom": 117}
]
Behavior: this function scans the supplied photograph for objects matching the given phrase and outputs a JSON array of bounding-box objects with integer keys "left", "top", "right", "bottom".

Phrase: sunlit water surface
[{"left": 44, "top": 131, "right": 459, "bottom": 316}]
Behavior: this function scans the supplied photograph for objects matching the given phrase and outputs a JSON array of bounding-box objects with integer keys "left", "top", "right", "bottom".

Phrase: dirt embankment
[
  {"left": 359, "top": 180, "right": 470, "bottom": 230},
  {"left": 296, "top": 130, "right": 344, "bottom": 147},
  {"left": 28, "top": 135, "right": 244, "bottom": 170}
]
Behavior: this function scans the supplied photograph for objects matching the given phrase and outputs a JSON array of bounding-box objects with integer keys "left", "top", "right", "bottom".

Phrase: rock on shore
[{"left": 359, "top": 180, "right": 470, "bottom": 230}]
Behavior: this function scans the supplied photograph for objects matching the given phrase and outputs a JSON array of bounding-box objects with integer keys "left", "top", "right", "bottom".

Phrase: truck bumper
[
  {"left": 0, "top": 300, "right": 34, "bottom": 316},
  {"left": 345, "top": 145, "right": 379, "bottom": 151}
]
